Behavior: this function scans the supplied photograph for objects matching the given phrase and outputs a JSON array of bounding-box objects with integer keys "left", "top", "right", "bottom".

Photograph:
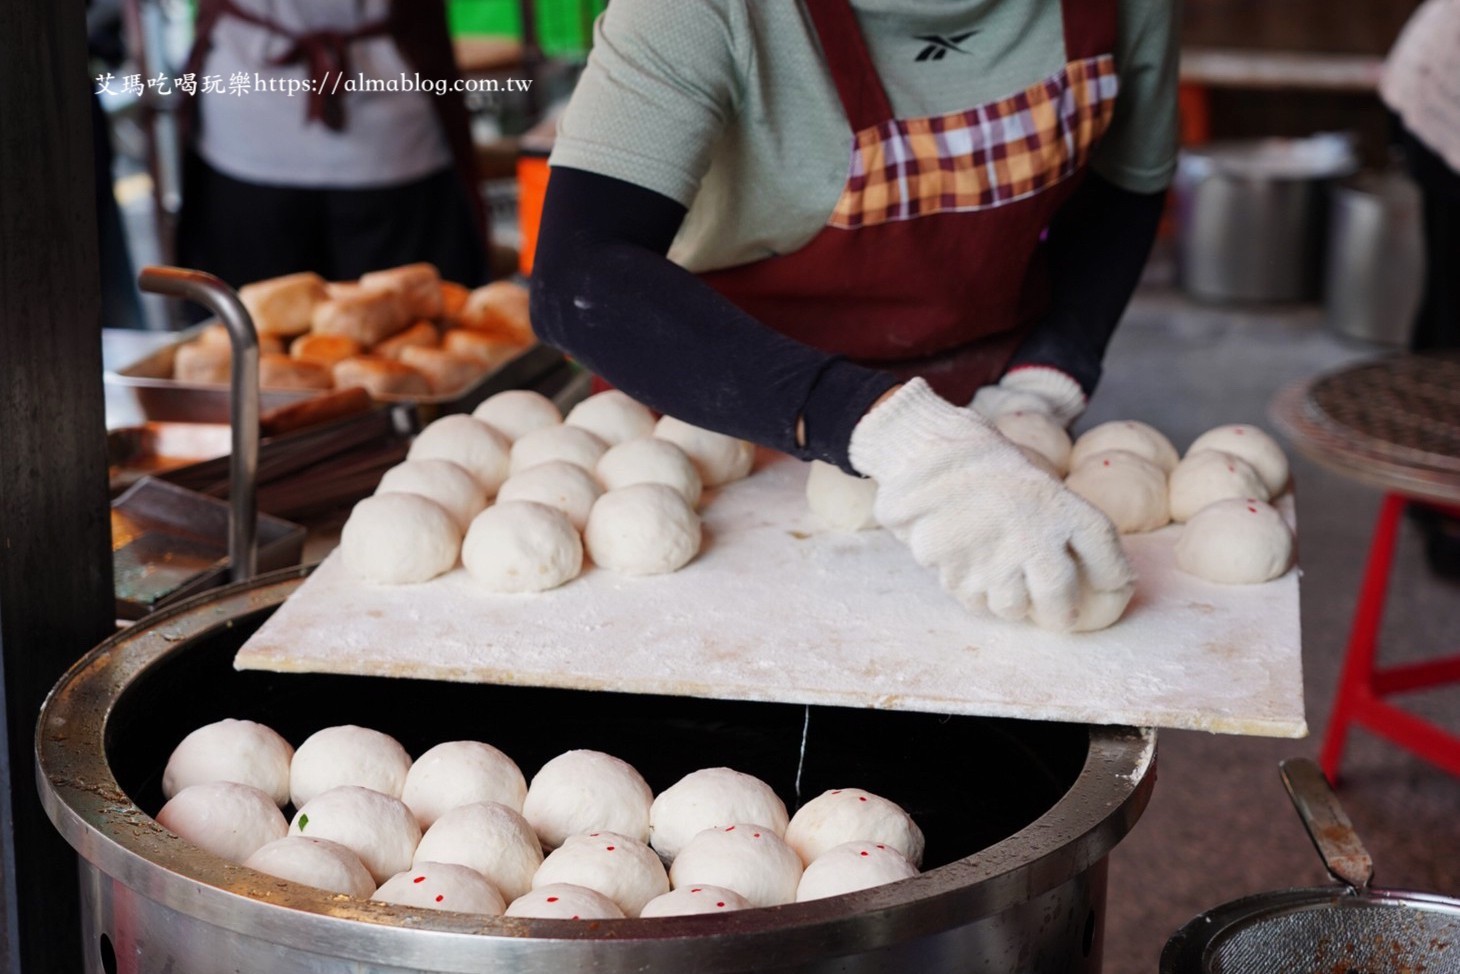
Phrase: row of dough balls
[
  {"left": 341, "top": 389, "right": 756, "bottom": 589},
  {"left": 995, "top": 416, "right": 1296, "bottom": 585},
  {"left": 156, "top": 719, "right": 924, "bottom": 918}
]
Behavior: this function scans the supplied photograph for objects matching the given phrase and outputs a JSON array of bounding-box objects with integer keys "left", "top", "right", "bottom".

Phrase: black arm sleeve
[
  {"left": 528, "top": 167, "right": 897, "bottom": 472},
  {"left": 1007, "top": 173, "right": 1166, "bottom": 394}
]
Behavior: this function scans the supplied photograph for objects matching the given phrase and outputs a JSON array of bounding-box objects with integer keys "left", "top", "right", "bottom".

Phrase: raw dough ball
[
  {"left": 669, "top": 824, "right": 803, "bottom": 908},
  {"left": 472, "top": 389, "right": 562, "bottom": 442},
  {"left": 522, "top": 749, "right": 653, "bottom": 850},
  {"left": 649, "top": 767, "right": 789, "bottom": 863},
  {"left": 1016, "top": 445, "right": 1062, "bottom": 480},
  {"left": 1186, "top": 424, "right": 1290, "bottom": 495},
  {"left": 462, "top": 501, "right": 583, "bottom": 594},
  {"left": 1064, "top": 449, "right": 1171, "bottom": 534},
  {"left": 339, "top": 493, "right": 460, "bottom": 585},
  {"left": 784, "top": 789, "right": 925, "bottom": 867},
  {"left": 162, "top": 717, "right": 294, "bottom": 806},
  {"left": 243, "top": 836, "right": 376, "bottom": 897},
  {"left": 510, "top": 424, "right": 609, "bottom": 474},
  {"left": 533, "top": 831, "right": 669, "bottom": 917},
  {"left": 505, "top": 883, "right": 626, "bottom": 920},
  {"left": 584, "top": 484, "right": 701, "bottom": 576},
  {"left": 805, "top": 460, "right": 878, "bottom": 531},
  {"left": 402, "top": 741, "right": 528, "bottom": 829},
  {"left": 290, "top": 725, "right": 413, "bottom": 807},
  {"left": 639, "top": 884, "right": 752, "bottom": 917},
  {"left": 290, "top": 786, "right": 422, "bottom": 884},
  {"left": 408, "top": 414, "right": 512, "bottom": 495},
  {"left": 496, "top": 461, "right": 602, "bottom": 531},
  {"left": 565, "top": 390, "right": 656, "bottom": 446},
  {"left": 374, "top": 861, "right": 506, "bottom": 915},
  {"left": 1168, "top": 450, "right": 1270, "bottom": 523},
  {"left": 1070, "top": 420, "right": 1180, "bottom": 474},
  {"left": 596, "top": 438, "right": 703, "bottom": 507},
  {"left": 156, "top": 782, "right": 288, "bottom": 864},
  {"left": 795, "top": 841, "right": 919, "bottom": 902},
  {"left": 1029, "top": 581, "right": 1137, "bottom": 633},
  {"left": 995, "top": 411, "right": 1073, "bottom": 475},
  {"left": 653, "top": 416, "right": 755, "bottom": 487},
  {"left": 376, "top": 459, "right": 488, "bottom": 532},
  {"left": 412, "top": 800, "right": 543, "bottom": 901},
  {"left": 1175, "top": 497, "right": 1295, "bottom": 584}
]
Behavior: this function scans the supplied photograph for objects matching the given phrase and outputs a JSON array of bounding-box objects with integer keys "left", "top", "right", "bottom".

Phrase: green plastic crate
[{"left": 448, "top": 0, "right": 606, "bottom": 57}]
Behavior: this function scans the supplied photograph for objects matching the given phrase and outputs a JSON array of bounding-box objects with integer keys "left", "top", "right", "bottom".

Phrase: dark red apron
[
  {"left": 181, "top": 0, "right": 486, "bottom": 236},
  {"left": 700, "top": 0, "right": 1119, "bottom": 403}
]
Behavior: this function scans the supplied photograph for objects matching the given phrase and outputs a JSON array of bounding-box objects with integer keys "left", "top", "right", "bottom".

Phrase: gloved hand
[
  {"left": 849, "top": 379, "right": 1132, "bottom": 631},
  {"left": 970, "top": 365, "right": 1086, "bottom": 427}
]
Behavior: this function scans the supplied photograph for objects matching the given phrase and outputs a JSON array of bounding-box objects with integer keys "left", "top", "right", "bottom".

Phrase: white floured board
[{"left": 236, "top": 451, "right": 1306, "bottom": 737}]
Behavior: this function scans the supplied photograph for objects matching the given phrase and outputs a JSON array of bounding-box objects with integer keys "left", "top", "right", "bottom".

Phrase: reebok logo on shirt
[{"left": 913, "top": 32, "right": 977, "bottom": 62}]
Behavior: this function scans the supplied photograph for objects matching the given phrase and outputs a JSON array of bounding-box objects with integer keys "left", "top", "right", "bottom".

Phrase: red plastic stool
[{"left": 1320, "top": 493, "right": 1460, "bottom": 781}]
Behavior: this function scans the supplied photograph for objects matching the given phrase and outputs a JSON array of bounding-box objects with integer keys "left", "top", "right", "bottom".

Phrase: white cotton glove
[
  {"left": 849, "top": 379, "right": 1132, "bottom": 631},
  {"left": 970, "top": 366, "right": 1087, "bottom": 427}
]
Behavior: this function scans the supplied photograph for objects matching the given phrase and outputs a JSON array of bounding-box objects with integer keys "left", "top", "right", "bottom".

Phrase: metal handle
[
  {"left": 138, "top": 266, "right": 259, "bottom": 582},
  {"left": 1279, "top": 757, "right": 1374, "bottom": 891}
]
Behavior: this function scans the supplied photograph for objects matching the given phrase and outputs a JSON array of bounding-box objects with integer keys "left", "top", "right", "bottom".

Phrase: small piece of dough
[
  {"left": 401, "top": 741, "right": 528, "bottom": 829},
  {"left": 648, "top": 768, "right": 789, "bottom": 863},
  {"left": 639, "top": 885, "right": 752, "bottom": 917},
  {"left": 805, "top": 460, "right": 877, "bottom": 531},
  {"left": 374, "top": 862, "right": 506, "bottom": 915},
  {"left": 584, "top": 484, "right": 701, "bottom": 576},
  {"left": 1064, "top": 449, "right": 1171, "bottom": 534},
  {"left": 653, "top": 416, "right": 755, "bottom": 487},
  {"left": 533, "top": 831, "right": 669, "bottom": 917},
  {"left": 505, "top": 883, "right": 625, "bottom": 920},
  {"left": 408, "top": 415, "right": 512, "bottom": 496},
  {"left": 244, "top": 836, "right": 376, "bottom": 898},
  {"left": 795, "top": 841, "right": 919, "bottom": 902},
  {"left": 461, "top": 501, "right": 583, "bottom": 594},
  {"left": 156, "top": 782, "right": 288, "bottom": 864},
  {"left": 565, "top": 390, "right": 657, "bottom": 446},
  {"left": 472, "top": 389, "right": 562, "bottom": 442},
  {"left": 510, "top": 424, "right": 609, "bottom": 475},
  {"left": 596, "top": 438, "right": 703, "bottom": 507},
  {"left": 412, "top": 801, "right": 543, "bottom": 901},
  {"left": 522, "top": 749, "right": 653, "bottom": 850},
  {"left": 376, "top": 459, "right": 488, "bottom": 532},
  {"left": 784, "top": 789, "right": 924, "bottom": 867},
  {"left": 162, "top": 718, "right": 294, "bottom": 807},
  {"left": 1185, "top": 424, "right": 1290, "bottom": 495},
  {"left": 995, "top": 411, "right": 1074, "bottom": 475},
  {"left": 339, "top": 493, "right": 460, "bottom": 585},
  {"left": 1028, "top": 581, "right": 1136, "bottom": 634},
  {"left": 290, "top": 725, "right": 413, "bottom": 807},
  {"left": 496, "top": 461, "right": 603, "bottom": 531},
  {"left": 289, "top": 786, "right": 422, "bottom": 884},
  {"left": 1175, "top": 497, "right": 1294, "bottom": 584},
  {"left": 1016, "top": 445, "right": 1062, "bottom": 480},
  {"left": 669, "top": 824, "right": 803, "bottom": 908},
  {"left": 1168, "top": 450, "right": 1269, "bottom": 523},
  {"left": 1070, "top": 420, "right": 1180, "bottom": 474}
]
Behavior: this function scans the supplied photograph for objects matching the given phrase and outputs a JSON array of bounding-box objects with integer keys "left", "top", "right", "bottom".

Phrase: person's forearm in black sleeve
[
  {"left": 1006, "top": 173, "right": 1166, "bottom": 395},
  {"left": 529, "top": 167, "right": 896, "bottom": 473}
]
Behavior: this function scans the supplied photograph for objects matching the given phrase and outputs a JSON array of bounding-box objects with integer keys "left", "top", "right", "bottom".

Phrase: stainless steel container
[
  {"left": 1175, "top": 135, "right": 1358, "bottom": 304},
  {"left": 37, "top": 570, "right": 1156, "bottom": 974},
  {"left": 1323, "top": 171, "right": 1424, "bottom": 346}
]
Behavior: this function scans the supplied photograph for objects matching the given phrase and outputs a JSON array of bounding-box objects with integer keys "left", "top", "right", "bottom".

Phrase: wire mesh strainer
[{"left": 1161, "top": 759, "right": 1460, "bottom": 973}]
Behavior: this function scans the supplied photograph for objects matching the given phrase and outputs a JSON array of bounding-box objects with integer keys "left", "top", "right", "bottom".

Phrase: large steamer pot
[{"left": 37, "top": 569, "right": 1156, "bottom": 974}]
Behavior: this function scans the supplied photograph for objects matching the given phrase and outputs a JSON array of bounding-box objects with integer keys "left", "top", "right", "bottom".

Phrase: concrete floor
[{"left": 1094, "top": 285, "right": 1460, "bottom": 972}]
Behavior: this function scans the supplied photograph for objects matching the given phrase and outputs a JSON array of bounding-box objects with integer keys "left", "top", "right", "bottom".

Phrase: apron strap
[
  {"left": 802, "top": 0, "right": 896, "bottom": 132},
  {"left": 1060, "top": 0, "right": 1119, "bottom": 61}
]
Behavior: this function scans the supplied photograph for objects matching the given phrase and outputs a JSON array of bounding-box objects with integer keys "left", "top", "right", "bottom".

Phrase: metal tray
[
  {"left": 111, "top": 476, "right": 307, "bottom": 620},
  {"left": 106, "top": 322, "right": 566, "bottom": 423}
]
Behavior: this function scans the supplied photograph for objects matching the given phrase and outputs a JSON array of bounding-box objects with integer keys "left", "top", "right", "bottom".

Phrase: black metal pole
[{"left": 0, "top": 1, "right": 118, "bottom": 970}]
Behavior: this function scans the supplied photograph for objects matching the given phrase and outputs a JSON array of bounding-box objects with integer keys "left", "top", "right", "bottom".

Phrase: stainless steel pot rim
[{"left": 37, "top": 567, "right": 1156, "bottom": 972}]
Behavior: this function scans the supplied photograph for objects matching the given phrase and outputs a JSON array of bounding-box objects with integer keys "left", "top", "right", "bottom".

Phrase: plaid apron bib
[{"left": 701, "top": 0, "right": 1119, "bottom": 403}]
